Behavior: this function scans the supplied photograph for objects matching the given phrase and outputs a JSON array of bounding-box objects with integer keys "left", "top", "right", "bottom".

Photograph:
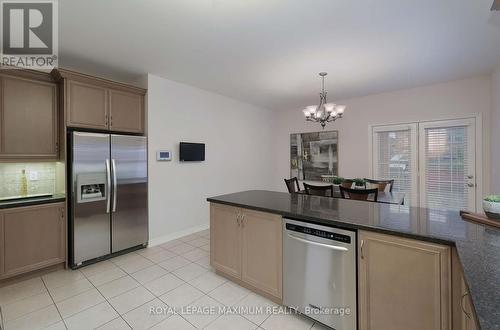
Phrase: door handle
[
  {"left": 360, "top": 239, "right": 365, "bottom": 259},
  {"left": 287, "top": 233, "right": 348, "bottom": 252},
  {"left": 105, "top": 159, "right": 111, "bottom": 213},
  {"left": 461, "top": 292, "right": 472, "bottom": 320},
  {"left": 112, "top": 159, "right": 117, "bottom": 212},
  {"left": 467, "top": 183, "right": 475, "bottom": 188}
]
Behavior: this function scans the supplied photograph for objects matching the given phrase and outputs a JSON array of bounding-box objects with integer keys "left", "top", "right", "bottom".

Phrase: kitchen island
[{"left": 207, "top": 190, "right": 500, "bottom": 330}]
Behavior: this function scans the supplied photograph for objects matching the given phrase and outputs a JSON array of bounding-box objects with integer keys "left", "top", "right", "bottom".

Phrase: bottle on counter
[{"left": 20, "top": 169, "right": 28, "bottom": 197}]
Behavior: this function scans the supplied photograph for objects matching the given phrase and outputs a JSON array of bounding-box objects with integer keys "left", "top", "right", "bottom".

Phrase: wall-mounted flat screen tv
[{"left": 180, "top": 142, "right": 205, "bottom": 161}]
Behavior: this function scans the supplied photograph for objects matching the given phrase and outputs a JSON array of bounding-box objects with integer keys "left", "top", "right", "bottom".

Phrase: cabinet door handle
[
  {"left": 236, "top": 213, "right": 240, "bottom": 226},
  {"left": 241, "top": 214, "right": 245, "bottom": 227},
  {"left": 461, "top": 292, "right": 472, "bottom": 319},
  {"left": 360, "top": 239, "right": 365, "bottom": 259}
]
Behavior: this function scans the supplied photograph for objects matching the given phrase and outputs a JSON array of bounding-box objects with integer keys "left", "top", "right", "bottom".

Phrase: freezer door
[
  {"left": 111, "top": 134, "right": 148, "bottom": 253},
  {"left": 72, "top": 132, "right": 111, "bottom": 265}
]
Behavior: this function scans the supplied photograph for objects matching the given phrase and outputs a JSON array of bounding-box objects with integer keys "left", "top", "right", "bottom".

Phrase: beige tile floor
[{"left": 0, "top": 229, "right": 328, "bottom": 330}]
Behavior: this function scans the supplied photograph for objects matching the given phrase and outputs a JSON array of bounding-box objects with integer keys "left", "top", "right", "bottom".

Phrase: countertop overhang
[
  {"left": 207, "top": 190, "right": 500, "bottom": 330},
  {"left": 0, "top": 194, "right": 66, "bottom": 209}
]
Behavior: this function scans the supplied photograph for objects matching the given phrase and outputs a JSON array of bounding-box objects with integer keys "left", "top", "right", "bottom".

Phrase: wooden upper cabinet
[
  {"left": 53, "top": 69, "right": 146, "bottom": 134},
  {"left": 358, "top": 230, "right": 451, "bottom": 330},
  {"left": 2, "top": 203, "right": 65, "bottom": 279},
  {"left": 0, "top": 74, "right": 58, "bottom": 159},
  {"left": 66, "top": 80, "right": 108, "bottom": 129},
  {"left": 241, "top": 209, "right": 282, "bottom": 300},
  {"left": 210, "top": 203, "right": 242, "bottom": 278},
  {"left": 109, "top": 89, "right": 144, "bottom": 133}
]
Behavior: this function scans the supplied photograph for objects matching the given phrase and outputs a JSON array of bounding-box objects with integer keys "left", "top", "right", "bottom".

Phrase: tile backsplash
[{"left": 0, "top": 162, "right": 63, "bottom": 198}]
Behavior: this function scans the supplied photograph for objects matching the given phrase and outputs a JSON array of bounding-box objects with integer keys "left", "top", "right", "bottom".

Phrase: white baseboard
[{"left": 148, "top": 224, "right": 209, "bottom": 247}]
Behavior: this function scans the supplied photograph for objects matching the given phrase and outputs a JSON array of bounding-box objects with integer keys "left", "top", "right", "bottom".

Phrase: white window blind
[
  {"left": 423, "top": 126, "right": 470, "bottom": 211},
  {"left": 372, "top": 125, "right": 417, "bottom": 206}
]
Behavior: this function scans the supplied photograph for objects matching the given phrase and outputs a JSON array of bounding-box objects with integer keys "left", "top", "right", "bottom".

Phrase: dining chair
[
  {"left": 364, "top": 179, "right": 395, "bottom": 192},
  {"left": 303, "top": 183, "right": 334, "bottom": 197},
  {"left": 284, "top": 177, "right": 301, "bottom": 193},
  {"left": 339, "top": 186, "right": 379, "bottom": 202}
]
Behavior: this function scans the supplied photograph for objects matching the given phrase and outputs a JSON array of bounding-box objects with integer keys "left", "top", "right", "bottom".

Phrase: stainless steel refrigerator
[{"left": 69, "top": 131, "right": 148, "bottom": 268}]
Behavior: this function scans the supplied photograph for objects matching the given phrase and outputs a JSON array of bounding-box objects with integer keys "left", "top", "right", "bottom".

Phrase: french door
[
  {"left": 419, "top": 119, "right": 476, "bottom": 211},
  {"left": 372, "top": 117, "right": 477, "bottom": 211}
]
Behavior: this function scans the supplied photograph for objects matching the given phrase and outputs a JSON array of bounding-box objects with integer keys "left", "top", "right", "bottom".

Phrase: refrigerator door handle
[
  {"left": 105, "top": 159, "right": 111, "bottom": 213},
  {"left": 112, "top": 159, "right": 117, "bottom": 213}
]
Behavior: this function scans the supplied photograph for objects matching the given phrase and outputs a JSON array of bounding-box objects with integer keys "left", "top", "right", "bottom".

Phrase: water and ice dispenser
[{"left": 76, "top": 173, "right": 107, "bottom": 203}]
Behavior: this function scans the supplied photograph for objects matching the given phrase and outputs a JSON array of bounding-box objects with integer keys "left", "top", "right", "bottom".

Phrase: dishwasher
[{"left": 283, "top": 218, "right": 357, "bottom": 330}]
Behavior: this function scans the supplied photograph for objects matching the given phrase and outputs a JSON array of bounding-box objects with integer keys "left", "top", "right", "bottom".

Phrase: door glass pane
[
  {"left": 375, "top": 129, "right": 413, "bottom": 205},
  {"left": 424, "top": 126, "right": 469, "bottom": 211}
]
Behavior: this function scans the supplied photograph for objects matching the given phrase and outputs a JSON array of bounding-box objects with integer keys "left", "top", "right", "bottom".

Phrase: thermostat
[{"left": 157, "top": 151, "right": 172, "bottom": 161}]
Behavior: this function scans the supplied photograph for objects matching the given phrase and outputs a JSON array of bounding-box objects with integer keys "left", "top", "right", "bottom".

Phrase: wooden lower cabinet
[
  {"left": 241, "top": 208, "right": 282, "bottom": 300},
  {"left": 451, "top": 249, "right": 479, "bottom": 330},
  {"left": 0, "top": 203, "right": 66, "bottom": 280},
  {"left": 459, "top": 279, "right": 478, "bottom": 330},
  {"left": 0, "top": 212, "right": 4, "bottom": 275},
  {"left": 210, "top": 203, "right": 242, "bottom": 278},
  {"left": 358, "top": 230, "right": 451, "bottom": 330},
  {"left": 210, "top": 203, "right": 283, "bottom": 301}
]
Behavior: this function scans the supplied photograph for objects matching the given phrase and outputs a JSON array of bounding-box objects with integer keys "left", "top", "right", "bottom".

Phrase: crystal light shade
[{"left": 302, "top": 73, "right": 345, "bottom": 129}]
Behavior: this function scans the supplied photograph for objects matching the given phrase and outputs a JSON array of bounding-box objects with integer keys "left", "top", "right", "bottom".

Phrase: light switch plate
[{"left": 29, "top": 171, "right": 38, "bottom": 181}]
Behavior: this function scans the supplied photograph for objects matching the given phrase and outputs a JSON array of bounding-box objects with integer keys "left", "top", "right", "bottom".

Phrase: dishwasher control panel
[{"left": 285, "top": 223, "right": 351, "bottom": 244}]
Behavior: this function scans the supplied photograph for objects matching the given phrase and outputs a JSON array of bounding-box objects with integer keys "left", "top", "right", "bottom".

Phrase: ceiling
[{"left": 59, "top": 0, "right": 500, "bottom": 111}]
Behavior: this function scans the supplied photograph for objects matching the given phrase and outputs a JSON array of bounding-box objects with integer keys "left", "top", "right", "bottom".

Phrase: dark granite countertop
[
  {"left": 207, "top": 190, "right": 500, "bottom": 330},
  {"left": 0, "top": 194, "right": 66, "bottom": 209}
]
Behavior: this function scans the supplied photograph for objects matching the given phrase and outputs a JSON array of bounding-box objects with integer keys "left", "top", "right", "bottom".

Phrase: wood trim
[
  {"left": 0, "top": 66, "right": 54, "bottom": 82},
  {"left": 0, "top": 258, "right": 65, "bottom": 280},
  {"left": 52, "top": 68, "right": 146, "bottom": 95},
  {"left": 0, "top": 263, "right": 64, "bottom": 288}
]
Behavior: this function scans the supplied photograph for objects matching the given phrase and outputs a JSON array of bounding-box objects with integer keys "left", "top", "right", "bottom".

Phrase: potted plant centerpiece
[
  {"left": 330, "top": 176, "right": 344, "bottom": 188},
  {"left": 483, "top": 195, "right": 500, "bottom": 219},
  {"left": 353, "top": 178, "right": 366, "bottom": 189}
]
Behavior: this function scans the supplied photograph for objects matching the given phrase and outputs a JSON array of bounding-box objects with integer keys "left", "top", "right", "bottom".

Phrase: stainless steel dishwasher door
[{"left": 283, "top": 218, "right": 357, "bottom": 330}]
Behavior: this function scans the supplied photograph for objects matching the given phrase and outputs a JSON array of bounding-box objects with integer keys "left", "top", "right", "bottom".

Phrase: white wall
[
  {"left": 271, "top": 76, "right": 492, "bottom": 197},
  {"left": 492, "top": 65, "right": 500, "bottom": 194},
  {"left": 147, "top": 74, "right": 274, "bottom": 245}
]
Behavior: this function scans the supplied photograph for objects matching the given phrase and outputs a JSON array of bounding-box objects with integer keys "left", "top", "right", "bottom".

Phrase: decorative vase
[{"left": 483, "top": 200, "right": 500, "bottom": 219}]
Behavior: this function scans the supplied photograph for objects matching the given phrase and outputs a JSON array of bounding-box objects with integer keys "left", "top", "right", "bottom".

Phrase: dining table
[{"left": 297, "top": 189, "right": 406, "bottom": 205}]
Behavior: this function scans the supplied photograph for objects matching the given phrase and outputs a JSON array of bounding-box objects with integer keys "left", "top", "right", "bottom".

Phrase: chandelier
[{"left": 302, "top": 72, "right": 345, "bottom": 129}]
